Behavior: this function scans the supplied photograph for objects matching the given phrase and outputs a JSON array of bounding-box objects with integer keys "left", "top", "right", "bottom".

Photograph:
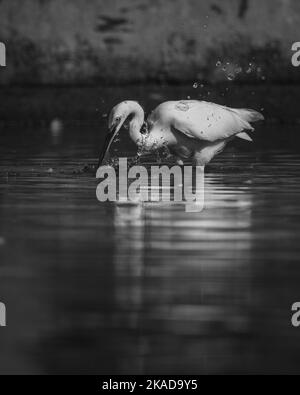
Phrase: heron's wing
[{"left": 171, "top": 101, "right": 263, "bottom": 142}]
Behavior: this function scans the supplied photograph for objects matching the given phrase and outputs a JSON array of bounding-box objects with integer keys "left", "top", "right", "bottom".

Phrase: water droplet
[
  {"left": 261, "top": 76, "right": 266, "bottom": 81},
  {"left": 246, "top": 68, "right": 252, "bottom": 74},
  {"left": 216, "top": 61, "right": 222, "bottom": 67},
  {"left": 193, "top": 83, "right": 198, "bottom": 89},
  {"left": 187, "top": 96, "right": 191, "bottom": 99},
  {"left": 227, "top": 74, "right": 235, "bottom": 81}
]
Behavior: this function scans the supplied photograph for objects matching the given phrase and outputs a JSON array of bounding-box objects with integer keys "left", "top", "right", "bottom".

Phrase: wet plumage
[{"left": 99, "top": 100, "right": 264, "bottom": 167}]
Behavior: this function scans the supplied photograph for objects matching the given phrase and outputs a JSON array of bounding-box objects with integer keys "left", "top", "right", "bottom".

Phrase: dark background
[{"left": 0, "top": 0, "right": 299, "bottom": 85}]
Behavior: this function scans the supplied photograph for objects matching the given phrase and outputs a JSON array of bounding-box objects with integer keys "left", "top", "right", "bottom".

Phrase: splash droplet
[
  {"left": 193, "top": 83, "right": 198, "bottom": 89},
  {"left": 227, "top": 74, "right": 235, "bottom": 81},
  {"left": 216, "top": 61, "right": 222, "bottom": 67}
]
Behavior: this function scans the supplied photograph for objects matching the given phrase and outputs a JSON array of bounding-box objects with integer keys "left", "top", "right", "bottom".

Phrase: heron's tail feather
[
  {"left": 232, "top": 108, "right": 265, "bottom": 123},
  {"left": 226, "top": 107, "right": 264, "bottom": 133},
  {"left": 236, "top": 132, "right": 253, "bottom": 142}
]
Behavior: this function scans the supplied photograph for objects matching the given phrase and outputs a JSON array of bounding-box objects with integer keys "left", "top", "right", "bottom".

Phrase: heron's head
[
  {"left": 108, "top": 102, "right": 130, "bottom": 135},
  {"left": 98, "top": 101, "right": 145, "bottom": 167}
]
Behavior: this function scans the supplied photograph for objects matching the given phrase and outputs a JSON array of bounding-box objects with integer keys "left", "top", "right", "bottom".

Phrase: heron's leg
[
  {"left": 175, "top": 157, "right": 184, "bottom": 166},
  {"left": 185, "top": 165, "right": 205, "bottom": 213},
  {"left": 193, "top": 140, "right": 227, "bottom": 166},
  {"left": 167, "top": 147, "right": 185, "bottom": 166}
]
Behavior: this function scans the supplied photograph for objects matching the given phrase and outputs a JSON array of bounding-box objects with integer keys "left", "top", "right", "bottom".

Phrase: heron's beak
[{"left": 98, "top": 122, "right": 120, "bottom": 168}]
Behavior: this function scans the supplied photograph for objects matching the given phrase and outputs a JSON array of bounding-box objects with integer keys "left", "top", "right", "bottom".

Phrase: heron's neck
[{"left": 127, "top": 102, "right": 145, "bottom": 144}]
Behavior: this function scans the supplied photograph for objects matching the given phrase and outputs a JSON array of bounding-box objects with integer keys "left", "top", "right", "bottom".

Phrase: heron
[{"left": 98, "top": 100, "right": 264, "bottom": 167}]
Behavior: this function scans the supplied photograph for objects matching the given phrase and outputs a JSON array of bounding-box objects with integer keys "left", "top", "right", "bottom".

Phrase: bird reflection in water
[{"left": 111, "top": 172, "right": 254, "bottom": 374}]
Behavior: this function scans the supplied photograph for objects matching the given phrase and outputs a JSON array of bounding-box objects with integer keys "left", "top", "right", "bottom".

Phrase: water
[{"left": 1, "top": 86, "right": 300, "bottom": 374}]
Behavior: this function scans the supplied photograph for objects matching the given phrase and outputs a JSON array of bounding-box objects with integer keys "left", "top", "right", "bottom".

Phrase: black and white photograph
[{"left": 1, "top": 0, "right": 300, "bottom": 378}]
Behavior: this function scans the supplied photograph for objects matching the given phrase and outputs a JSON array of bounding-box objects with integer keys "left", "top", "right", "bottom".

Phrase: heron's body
[
  {"left": 143, "top": 100, "right": 264, "bottom": 165},
  {"left": 99, "top": 100, "right": 264, "bottom": 167}
]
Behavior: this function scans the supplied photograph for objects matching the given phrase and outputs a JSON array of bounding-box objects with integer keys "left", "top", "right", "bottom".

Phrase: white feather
[{"left": 149, "top": 101, "right": 263, "bottom": 143}]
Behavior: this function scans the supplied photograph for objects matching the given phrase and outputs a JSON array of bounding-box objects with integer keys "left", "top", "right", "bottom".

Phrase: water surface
[{"left": 0, "top": 86, "right": 300, "bottom": 374}]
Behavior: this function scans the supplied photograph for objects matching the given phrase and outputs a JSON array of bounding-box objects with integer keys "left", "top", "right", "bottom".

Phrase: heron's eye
[
  {"left": 141, "top": 123, "right": 148, "bottom": 135},
  {"left": 115, "top": 116, "right": 121, "bottom": 123}
]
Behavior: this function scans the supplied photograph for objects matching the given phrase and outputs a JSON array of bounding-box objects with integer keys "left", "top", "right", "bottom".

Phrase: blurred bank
[{"left": 0, "top": 0, "right": 299, "bottom": 85}]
